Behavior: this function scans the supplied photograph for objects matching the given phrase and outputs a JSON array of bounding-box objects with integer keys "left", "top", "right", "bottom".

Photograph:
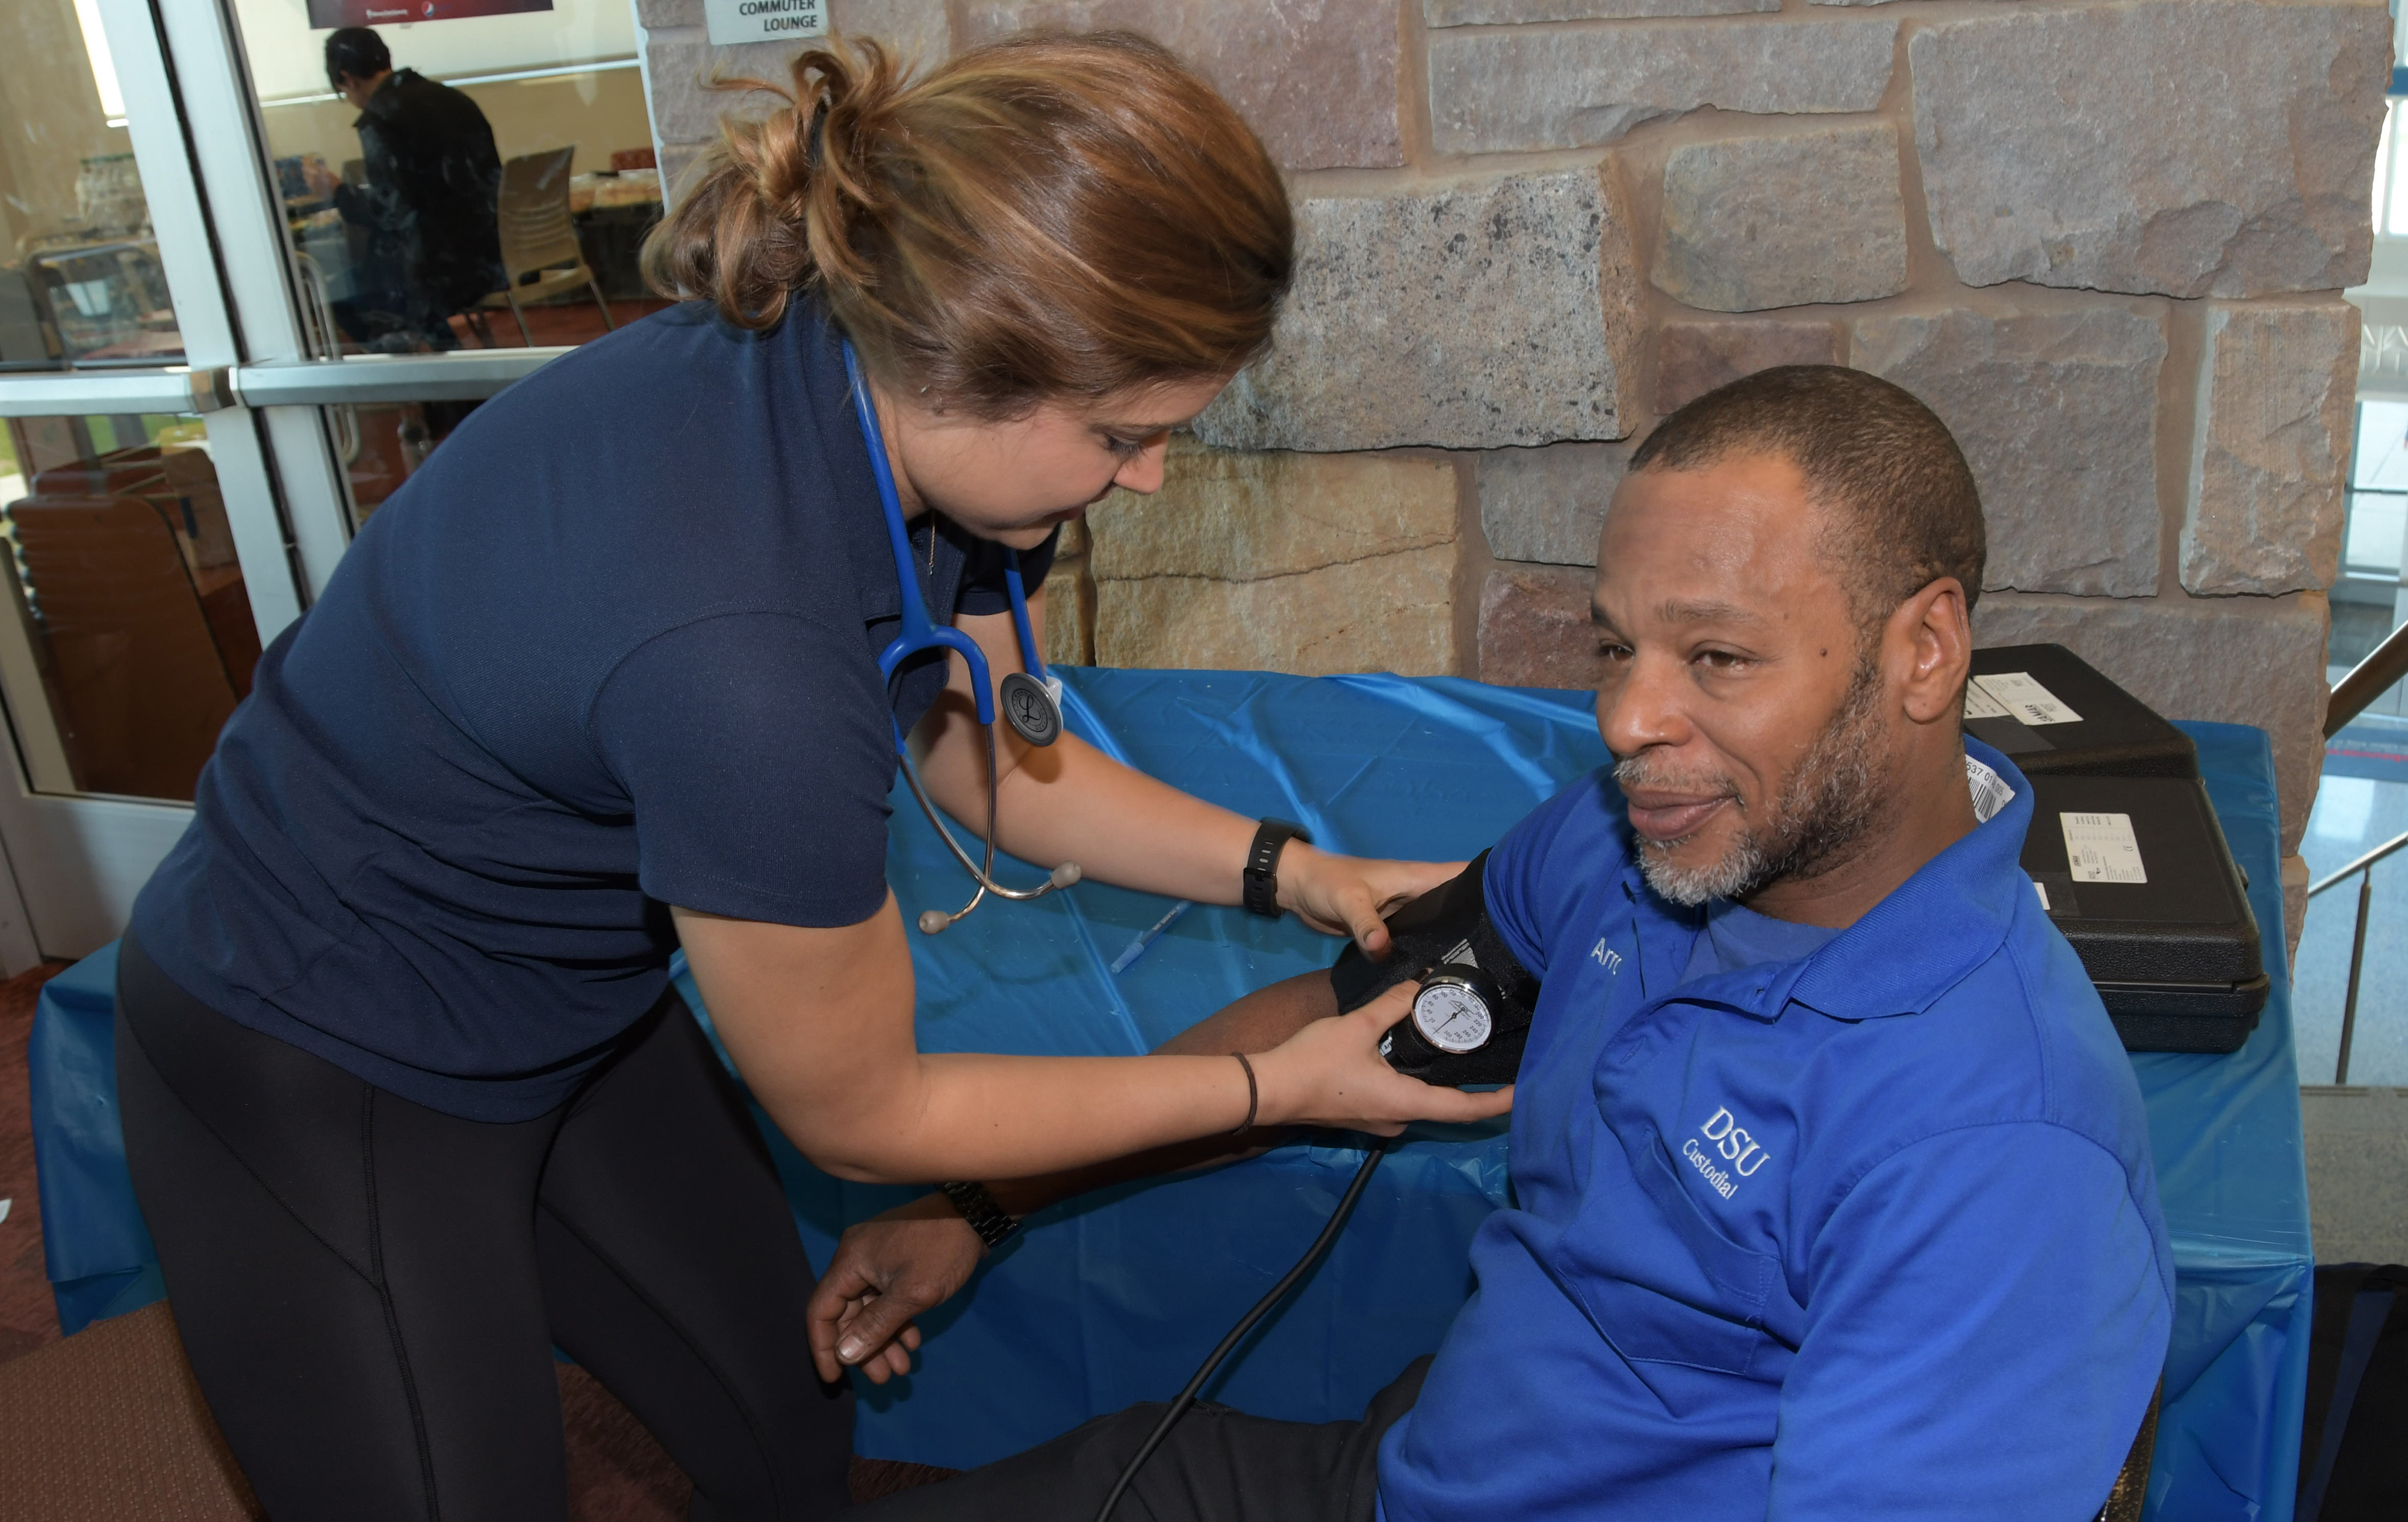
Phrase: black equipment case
[
  {"left": 1967, "top": 644, "right": 2199, "bottom": 779},
  {"left": 1978, "top": 645, "right": 2270, "bottom": 1054}
]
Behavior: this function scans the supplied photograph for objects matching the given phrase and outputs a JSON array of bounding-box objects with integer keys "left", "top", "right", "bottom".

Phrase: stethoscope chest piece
[{"left": 1001, "top": 671, "right": 1064, "bottom": 747}]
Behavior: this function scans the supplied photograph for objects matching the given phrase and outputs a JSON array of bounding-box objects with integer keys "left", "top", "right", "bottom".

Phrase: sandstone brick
[
  {"left": 1477, "top": 444, "right": 1630, "bottom": 568},
  {"left": 1653, "top": 123, "right": 1907, "bottom": 313},
  {"left": 2284, "top": 853, "right": 2310, "bottom": 964},
  {"left": 658, "top": 142, "right": 712, "bottom": 210},
  {"left": 1096, "top": 549, "right": 1457, "bottom": 675},
  {"left": 1087, "top": 443, "right": 1460, "bottom": 675},
  {"left": 1851, "top": 308, "right": 2165, "bottom": 598},
  {"left": 960, "top": 0, "right": 1403, "bottom": 170},
  {"left": 642, "top": 1, "right": 951, "bottom": 144},
  {"left": 1973, "top": 591, "right": 2331, "bottom": 853},
  {"left": 2183, "top": 299, "right": 2357, "bottom": 597},
  {"left": 1910, "top": 2, "right": 2389, "bottom": 298},
  {"left": 1041, "top": 553, "right": 1094, "bottom": 666},
  {"left": 644, "top": 33, "right": 804, "bottom": 144},
  {"left": 1427, "top": 16, "right": 1896, "bottom": 155},
  {"left": 1087, "top": 442, "right": 1456, "bottom": 581},
  {"left": 1479, "top": 565, "right": 1604, "bottom": 690},
  {"left": 1656, "top": 319, "right": 1841, "bottom": 413},
  {"left": 1194, "top": 169, "right": 1642, "bottom": 452},
  {"left": 1427, "top": 0, "right": 1770, "bottom": 22}
]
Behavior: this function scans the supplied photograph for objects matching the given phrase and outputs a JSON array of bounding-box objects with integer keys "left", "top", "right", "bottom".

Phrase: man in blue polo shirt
[{"left": 833, "top": 365, "right": 2174, "bottom": 1520}]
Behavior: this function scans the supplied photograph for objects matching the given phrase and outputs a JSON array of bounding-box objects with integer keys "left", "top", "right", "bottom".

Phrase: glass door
[
  {"left": 0, "top": 0, "right": 306, "bottom": 966},
  {"left": 211, "top": 0, "right": 666, "bottom": 585},
  {"left": 0, "top": 0, "right": 675, "bottom": 968}
]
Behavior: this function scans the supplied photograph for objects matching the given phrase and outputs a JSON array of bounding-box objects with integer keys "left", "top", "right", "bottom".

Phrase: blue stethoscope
[{"left": 844, "top": 341, "right": 1082, "bottom": 934}]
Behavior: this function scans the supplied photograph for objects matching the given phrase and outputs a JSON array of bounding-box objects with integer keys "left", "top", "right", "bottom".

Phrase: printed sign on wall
[
  {"left": 308, "top": 0, "right": 553, "bottom": 24},
  {"left": 704, "top": 0, "right": 827, "bottom": 45}
]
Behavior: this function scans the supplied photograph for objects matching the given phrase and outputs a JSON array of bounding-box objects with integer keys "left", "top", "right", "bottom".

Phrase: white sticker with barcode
[
  {"left": 2061, "top": 812, "right": 2146, "bottom": 884},
  {"left": 1972, "top": 672, "right": 2082, "bottom": 727},
  {"left": 1966, "top": 755, "right": 2015, "bottom": 824}
]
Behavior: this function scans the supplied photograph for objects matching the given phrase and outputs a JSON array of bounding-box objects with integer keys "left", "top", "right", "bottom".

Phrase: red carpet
[{"left": 0, "top": 959, "right": 936, "bottom": 1514}]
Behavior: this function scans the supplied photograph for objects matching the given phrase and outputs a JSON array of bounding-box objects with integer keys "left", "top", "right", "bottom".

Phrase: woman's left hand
[{"left": 1275, "top": 844, "right": 1463, "bottom": 957}]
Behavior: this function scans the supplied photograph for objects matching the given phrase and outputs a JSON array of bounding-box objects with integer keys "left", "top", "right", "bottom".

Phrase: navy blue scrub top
[{"left": 131, "top": 299, "right": 1060, "bottom": 1122}]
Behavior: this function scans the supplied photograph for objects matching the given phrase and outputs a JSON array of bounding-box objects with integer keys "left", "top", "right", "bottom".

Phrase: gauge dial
[{"left": 1412, "top": 977, "right": 1493, "bottom": 1054}]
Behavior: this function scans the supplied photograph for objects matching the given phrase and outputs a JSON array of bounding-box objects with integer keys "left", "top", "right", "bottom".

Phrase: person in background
[{"left": 305, "top": 26, "right": 503, "bottom": 352}]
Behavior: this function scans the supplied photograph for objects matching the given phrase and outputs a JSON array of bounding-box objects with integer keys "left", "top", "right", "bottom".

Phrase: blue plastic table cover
[{"left": 28, "top": 671, "right": 2311, "bottom": 1520}]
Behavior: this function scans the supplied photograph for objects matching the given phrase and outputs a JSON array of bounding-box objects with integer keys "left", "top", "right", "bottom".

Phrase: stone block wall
[{"left": 631, "top": 0, "right": 2394, "bottom": 920}]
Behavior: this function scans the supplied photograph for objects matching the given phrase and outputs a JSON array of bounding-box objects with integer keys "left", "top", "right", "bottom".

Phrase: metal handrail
[
  {"left": 2328, "top": 618, "right": 2408, "bottom": 738},
  {"left": 2308, "top": 827, "right": 2408, "bottom": 1083},
  {"left": 2314, "top": 626, "right": 2408, "bottom": 1082},
  {"left": 2310, "top": 829, "right": 2408, "bottom": 898}
]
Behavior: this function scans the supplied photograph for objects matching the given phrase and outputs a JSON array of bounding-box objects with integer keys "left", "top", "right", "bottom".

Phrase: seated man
[{"left": 813, "top": 365, "right": 2173, "bottom": 1521}]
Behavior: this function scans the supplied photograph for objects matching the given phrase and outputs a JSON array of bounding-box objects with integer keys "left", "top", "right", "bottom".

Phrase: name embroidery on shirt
[
  {"left": 1683, "top": 1106, "right": 1771, "bottom": 1199},
  {"left": 1590, "top": 939, "right": 1623, "bottom": 974}
]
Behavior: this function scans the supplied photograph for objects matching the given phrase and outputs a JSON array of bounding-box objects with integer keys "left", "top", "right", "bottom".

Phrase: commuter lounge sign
[
  {"left": 705, "top": 0, "right": 827, "bottom": 44},
  {"left": 307, "top": 0, "right": 553, "bottom": 22}
]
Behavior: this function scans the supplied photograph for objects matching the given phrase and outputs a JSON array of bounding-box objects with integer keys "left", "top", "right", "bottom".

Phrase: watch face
[{"left": 1412, "top": 980, "right": 1492, "bottom": 1054}]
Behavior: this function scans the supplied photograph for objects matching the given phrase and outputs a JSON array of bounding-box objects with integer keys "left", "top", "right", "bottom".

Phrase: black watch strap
[
  {"left": 939, "top": 1181, "right": 1020, "bottom": 1250},
  {"left": 1243, "top": 818, "right": 1311, "bottom": 919}
]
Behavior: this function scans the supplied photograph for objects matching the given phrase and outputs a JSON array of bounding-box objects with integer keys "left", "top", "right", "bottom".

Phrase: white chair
[{"left": 479, "top": 148, "right": 615, "bottom": 346}]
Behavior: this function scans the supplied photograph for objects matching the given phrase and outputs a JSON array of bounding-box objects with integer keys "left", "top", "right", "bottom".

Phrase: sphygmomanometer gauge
[
  {"left": 1410, "top": 973, "right": 1494, "bottom": 1055},
  {"left": 1338, "top": 850, "right": 1536, "bottom": 1088}
]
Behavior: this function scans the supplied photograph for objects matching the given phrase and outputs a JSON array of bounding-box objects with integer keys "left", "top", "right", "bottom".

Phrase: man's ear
[{"left": 1888, "top": 576, "right": 1972, "bottom": 727}]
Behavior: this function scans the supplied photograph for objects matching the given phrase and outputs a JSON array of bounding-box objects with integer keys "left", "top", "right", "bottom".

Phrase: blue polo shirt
[
  {"left": 1377, "top": 741, "right": 2172, "bottom": 1521},
  {"left": 130, "top": 299, "right": 1055, "bottom": 1122}
]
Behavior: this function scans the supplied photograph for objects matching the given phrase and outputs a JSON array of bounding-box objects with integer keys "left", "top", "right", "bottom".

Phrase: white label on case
[
  {"left": 2061, "top": 812, "right": 2147, "bottom": 884},
  {"left": 1970, "top": 672, "right": 2082, "bottom": 727},
  {"left": 1963, "top": 680, "right": 2011, "bottom": 721}
]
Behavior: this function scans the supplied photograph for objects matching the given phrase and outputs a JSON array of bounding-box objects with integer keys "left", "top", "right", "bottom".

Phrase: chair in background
[
  {"left": 480, "top": 147, "right": 616, "bottom": 347},
  {"left": 7, "top": 483, "right": 249, "bottom": 801}
]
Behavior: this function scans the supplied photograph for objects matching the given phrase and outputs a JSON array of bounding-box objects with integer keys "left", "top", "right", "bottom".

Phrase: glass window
[
  {"left": 0, "top": 0, "right": 185, "bottom": 369},
  {"left": 0, "top": 413, "right": 254, "bottom": 800},
  {"left": 2345, "top": 399, "right": 2408, "bottom": 591},
  {"left": 231, "top": 0, "right": 669, "bottom": 355},
  {"left": 330, "top": 397, "right": 483, "bottom": 529}
]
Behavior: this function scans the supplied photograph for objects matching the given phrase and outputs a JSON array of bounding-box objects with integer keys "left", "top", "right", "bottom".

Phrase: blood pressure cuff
[{"left": 1329, "top": 851, "right": 1539, "bottom": 1087}]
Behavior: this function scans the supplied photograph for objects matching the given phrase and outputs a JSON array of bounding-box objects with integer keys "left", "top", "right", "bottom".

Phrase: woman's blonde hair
[{"left": 642, "top": 31, "right": 1294, "bottom": 417}]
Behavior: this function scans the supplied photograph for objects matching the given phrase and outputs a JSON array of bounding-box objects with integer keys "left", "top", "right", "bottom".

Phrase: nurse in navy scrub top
[{"left": 114, "top": 33, "right": 1511, "bottom": 1521}]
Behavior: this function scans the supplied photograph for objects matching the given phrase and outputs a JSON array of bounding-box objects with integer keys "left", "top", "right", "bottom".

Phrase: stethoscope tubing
[{"left": 842, "top": 341, "right": 1078, "bottom": 931}]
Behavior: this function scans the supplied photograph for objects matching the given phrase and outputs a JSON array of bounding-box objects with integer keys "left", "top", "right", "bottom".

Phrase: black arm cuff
[{"left": 1329, "top": 850, "right": 1539, "bottom": 1087}]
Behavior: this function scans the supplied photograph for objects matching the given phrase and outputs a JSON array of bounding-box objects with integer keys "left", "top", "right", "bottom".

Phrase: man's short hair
[
  {"left": 324, "top": 27, "right": 391, "bottom": 89},
  {"left": 1628, "top": 365, "right": 1986, "bottom": 632}
]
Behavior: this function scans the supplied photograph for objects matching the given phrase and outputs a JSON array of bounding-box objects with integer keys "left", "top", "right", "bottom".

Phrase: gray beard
[{"left": 1620, "top": 658, "right": 1889, "bottom": 909}]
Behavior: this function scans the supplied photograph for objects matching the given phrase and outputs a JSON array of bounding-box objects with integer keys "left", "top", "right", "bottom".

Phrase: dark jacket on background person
[{"left": 334, "top": 69, "right": 505, "bottom": 324}]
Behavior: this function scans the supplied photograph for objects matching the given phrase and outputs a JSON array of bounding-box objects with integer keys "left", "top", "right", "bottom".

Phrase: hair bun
[{"left": 642, "top": 30, "right": 1293, "bottom": 416}]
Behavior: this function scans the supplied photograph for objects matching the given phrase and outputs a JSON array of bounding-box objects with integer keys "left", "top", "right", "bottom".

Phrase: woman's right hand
[{"left": 1252, "top": 983, "right": 1513, "bottom": 1134}]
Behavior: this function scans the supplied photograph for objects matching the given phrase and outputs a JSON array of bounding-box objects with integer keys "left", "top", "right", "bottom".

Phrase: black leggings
[{"left": 114, "top": 933, "right": 853, "bottom": 1522}]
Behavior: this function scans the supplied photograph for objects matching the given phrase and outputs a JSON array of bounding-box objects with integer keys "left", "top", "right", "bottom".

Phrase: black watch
[
  {"left": 1243, "top": 818, "right": 1311, "bottom": 919},
  {"left": 939, "top": 1180, "right": 1020, "bottom": 1251}
]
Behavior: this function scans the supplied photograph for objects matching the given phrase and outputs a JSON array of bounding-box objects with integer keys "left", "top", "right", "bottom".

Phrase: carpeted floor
[
  {"left": 0, "top": 960, "right": 69, "bottom": 1367},
  {"left": 0, "top": 958, "right": 945, "bottom": 1515}
]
